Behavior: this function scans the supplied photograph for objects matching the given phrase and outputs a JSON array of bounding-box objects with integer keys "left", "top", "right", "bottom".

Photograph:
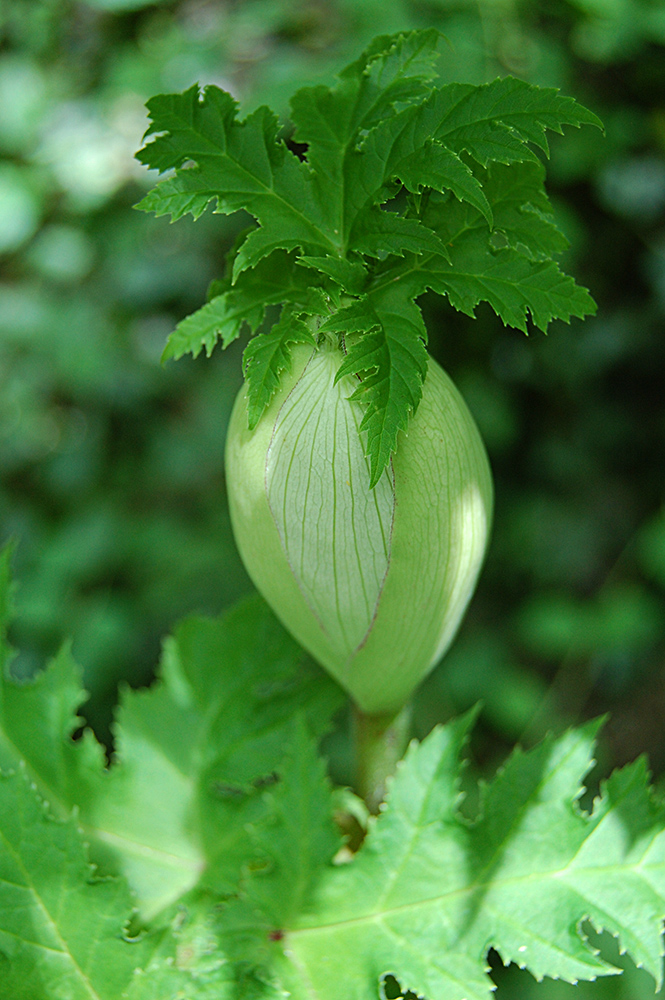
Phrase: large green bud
[{"left": 225, "top": 340, "right": 493, "bottom": 714}]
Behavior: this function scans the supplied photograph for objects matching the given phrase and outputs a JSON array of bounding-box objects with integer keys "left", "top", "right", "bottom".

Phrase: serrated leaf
[
  {"left": 134, "top": 177, "right": 212, "bottom": 222},
  {"left": 349, "top": 207, "right": 451, "bottom": 261},
  {"left": 212, "top": 723, "right": 343, "bottom": 998},
  {"left": 285, "top": 29, "right": 446, "bottom": 271},
  {"left": 297, "top": 254, "right": 368, "bottom": 294},
  {"left": 137, "top": 88, "right": 339, "bottom": 268},
  {"left": 123, "top": 904, "right": 234, "bottom": 1000},
  {"left": 289, "top": 29, "right": 443, "bottom": 248},
  {"left": 395, "top": 141, "right": 493, "bottom": 225},
  {"left": 345, "top": 74, "right": 601, "bottom": 252},
  {"left": 424, "top": 75, "right": 604, "bottom": 165},
  {"left": 0, "top": 549, "right": 343, "bottom": 924},
  {"left": 140, "top": 85, "right": 240, "bottom": 169},
  {"left": 243, "top": 309, "right": 317, "bottom": 429},
  {"left": 137, "top": 33, "right": 601, "bottom": 488},
  {"left": 235, "top": 718, "right": 341, "bottom": 930},
  {"left": 339, "top": 29, "right": 442, "bottom": 129},
  {"left": 233, "top": 224, "right": 319, "bottom": 282},
  {"left": 82, "top": 596, "right": 343, "bottom": 920},
  {"left": 0, "top": 547, "right": 107, "bottom": 821},
  {"left": 0, "top": 766, "right": 148, "bottom": 1000},
  {"left": 428, "top": 240, "right": 595, "bottom": 331},
  {"left": 162, "top": 251, "right": 329, "bottom": 361},
  {"left": 237, "top": 718, "right": 665, "bottom": 1000},
  {"left": 162, "top": 293, "right": 264, "bottom": 362},
  {"left": 367, "top": 189, "right": 596, "bottom": 334},
  {"left": 485, "top": 160, "right": 569, "bottom": 260},
  {"left": 323, "top": 290, "right": 428, "bottom": 487},
  {"left": 0, "top": 642, "right": 106, "bottom": 814}
]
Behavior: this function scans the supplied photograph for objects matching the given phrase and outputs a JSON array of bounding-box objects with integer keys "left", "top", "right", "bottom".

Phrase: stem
[{"left": 352, "top": 703, "right": 412, "bottom": 813}]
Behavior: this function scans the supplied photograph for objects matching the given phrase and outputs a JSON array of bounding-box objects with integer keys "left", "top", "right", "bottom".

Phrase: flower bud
[{"left": 225, "top": 340, "right": 493, "bottom": 714}]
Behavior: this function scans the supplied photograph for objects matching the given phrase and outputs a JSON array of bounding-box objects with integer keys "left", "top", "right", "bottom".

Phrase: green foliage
[
  {"left": 0, "top": 766, "right": 149, "bottom": 1000},
  {"left": 0, "top": 547, "right": 344, "bottom": 924},
  {"left": 2, "top": 552, "right": 665, "bottom": 999},
  {"left": 3, "top": 0, "right": 664, "bottom": 779},
  {"left": 273, "top": 720, "right": 665, "bottom": 1000},
  {"left": 162, "top": 251, "right": 327, "bottom": 362},
  {"left": 137, "top": 29, "right": 600, "bottom": 485},
  {"left": 242, "top": 308, "right": 317, "bottom": 429},
  {"left": 2, "top": 9, "right": 665, "bottom": 1000}
]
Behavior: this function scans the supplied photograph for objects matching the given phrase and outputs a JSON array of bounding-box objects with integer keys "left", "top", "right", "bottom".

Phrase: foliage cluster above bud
[{"left": 136, "top": 29, "right": 601, "bottom": 485}]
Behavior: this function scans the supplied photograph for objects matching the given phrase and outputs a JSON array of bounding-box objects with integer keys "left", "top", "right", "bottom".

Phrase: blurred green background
[{"left": 1, "top": 0, "right": 665, "bottom": 993}]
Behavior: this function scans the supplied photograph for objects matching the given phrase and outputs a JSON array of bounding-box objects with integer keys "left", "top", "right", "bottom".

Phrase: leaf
[
  {"left": 0, "top": 766, "right": 148, "bottom": 1000},
  {"left": 322, "top": 290, "right": 429, "bottom": 487},
  {"left": 243, "top": 308, "right": 317, "bottom": 429},
  {"left": 135, "top": 175, "right": 212, "bottom": 223},
  {"left": 288, "top": 29, "right": 443, "bottom": 247},
  {"left": 0, "top": 548, "right": 108, "bottom": 820},
  {"left": 426, "top": 241, "right": 595, "bottom": 332},
  {"left": 349, "top": 207, "right": 451, "bottom": 261},
  {"left": 0, "top": 547, "right": 343, "bottom": 923},
  {"left": 139, "top": 30, "right": 443, "bottom": 289},
  {"left": 297, "top": 254, "right": 368, "bottom": 294},
  {"left": 395, "top": 141, "right": 493, "bottom": 225},
  {"left": 137, "top": 87, "right": 339, "bottom": 270},
  {"left": 344, "top": 74, "right": 601, "bottom": 246},
  {"left": 339, "top": 28, "right": 442, "bottom": 129},
  {"left": 162, "top": 251, "right": 329, "bottom": 361},
  {"left": 162, "top": 293, "right": 264, "bottom": 362},
  {"left": 484, "top": 160, "right": 569, "bottom": 260},
  {"left": 137, "top": 30, "right": 602, "bottom": 503},
  {"left": 227, "top": 718, "right": 342, "bottom": 932},
  {"left": 228, "top": 717, "right": 665, "bottom": 1000},
  {"left": 123, "top": 904, "right": 234, "bottom": 1000},
  {"left": 0, "top": 642, "right": 106, "bottom": 813},
  {"left": 212, "top": 723, "right": 344, "bottom": 999},
  {"left": 81, "top": 597, "right": 343, "bottom": 921},
  {"left": 366, "top": 189, "right": 596, "bottom": 334},
  {"left": 422, "top": 75, "right": 604, "bottom": 165},
  {"left": 280, "top": 713, "right": 488, "bottom": 1000}
]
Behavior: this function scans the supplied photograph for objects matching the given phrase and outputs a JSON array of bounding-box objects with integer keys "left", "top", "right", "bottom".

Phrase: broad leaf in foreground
[
  {"left": 122, "top": 904, "right": 235, "bottom": 1000},
  {"left": 84, "top": 601, "right": 341, "bottom": 920},
  {"left": 0, "top": 548, "right": 343, "bottom": 922},
  {"left": 2, "top": 548, "right": 665, "bottom": 998},
  {"left": 0, "top": 766, "right": 147, "bottom": 1000},
  {"left": 0, "top": 546, "right": 105, "bottom": 817},
  {"left": 231, "top": 717, "right": 342, "bottom": 931},
  {"left": 221, "top": 717, "right": 665, "bottom": 1000},
  {"left": 126, "top": 721, "right": 340, "bottom": 999}
]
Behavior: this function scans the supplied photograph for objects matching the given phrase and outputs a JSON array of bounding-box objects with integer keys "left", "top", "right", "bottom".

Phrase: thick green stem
[{"left": 352, "top": 702, "right": 412, "bottom": 813}]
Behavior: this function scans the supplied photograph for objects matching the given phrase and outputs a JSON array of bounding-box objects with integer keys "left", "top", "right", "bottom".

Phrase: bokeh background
[{"left": 1, "top": 1, "right": 665, "bottom": 994}]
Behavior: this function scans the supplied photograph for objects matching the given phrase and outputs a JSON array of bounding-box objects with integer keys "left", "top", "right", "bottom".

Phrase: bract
[{"left": 225, "top": 341, "right": 493, "bottom": 714}]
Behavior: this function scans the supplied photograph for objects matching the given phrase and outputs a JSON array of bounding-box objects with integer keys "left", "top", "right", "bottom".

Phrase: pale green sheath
[{"left": 225, "top": 340, "right": 493, "bottom": 714}]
